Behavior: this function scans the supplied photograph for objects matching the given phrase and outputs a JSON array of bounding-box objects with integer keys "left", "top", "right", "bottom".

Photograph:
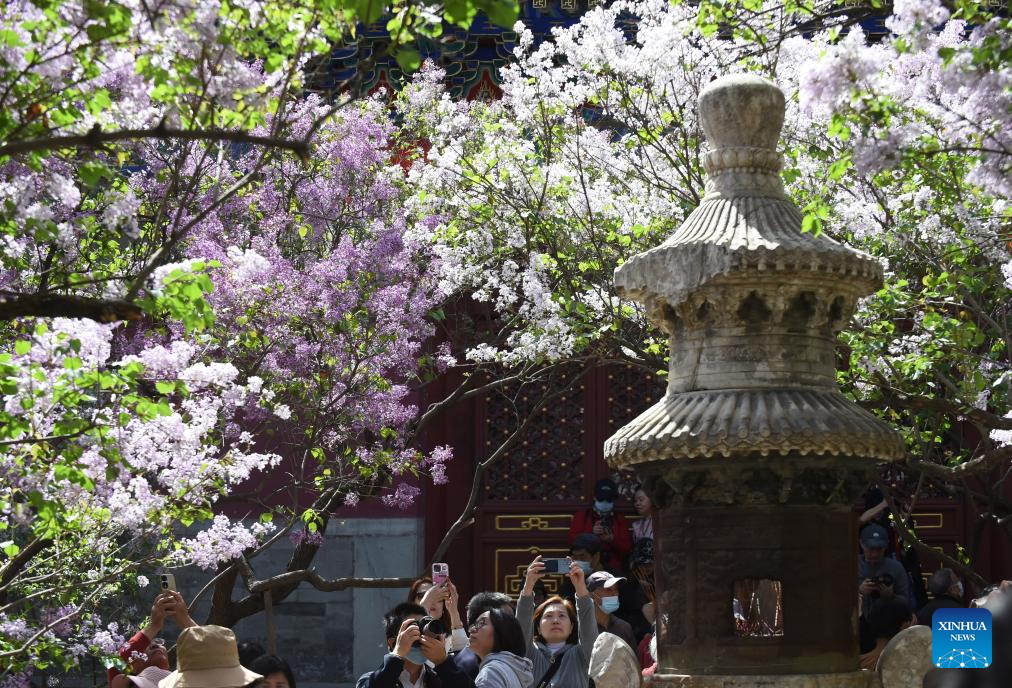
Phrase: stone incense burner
[{"left": 604, "top": 74, "right": 903, "bottom": 688}]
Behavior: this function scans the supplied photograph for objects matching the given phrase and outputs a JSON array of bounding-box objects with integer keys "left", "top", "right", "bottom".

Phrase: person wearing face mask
[
  {"left": 567, "top": 478, "right": 632, "bottom": 574},
  {"left": 915, "top": 568, "right": 965, "bottom": 626},
  {"left": 355, "top": 602, "right": 472, "bottom": 688},
  {"left": 408, "top": 577, "right": 468, "bottom": 653},
  {"left": 517, "top": 556, "right": 597, "bottom": 688},
  {"left": 587, "top": 572, "right": 636, "bottom": 650}
]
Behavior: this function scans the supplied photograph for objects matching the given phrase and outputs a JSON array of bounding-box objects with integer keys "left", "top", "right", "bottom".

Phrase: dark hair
[
  {"left": 488, "top": 608, "right": 526, "bottom": 656},
  {"left": 532, "top": 596, "right": 578, "bottom": 644},
  {"left": 237, "top": 641, "right": 266, "bottom": 668},
  {"left": 927, "top": 568, "right": 956, "bottom": 597},
  {"left": 867, "top": 598, "right": 912, "bottom": 640},
  {"left": 570, "top": 533, "right": 602, "bottom": 556},
  {"left": 466, "top": 591, "right": 513, "bottom": 628},
  {"left": 384, "top": 602, "right": 427, "bottom": 641},
  {"left": 249, "top": 655, "right": 296, "bottom": 688},
  {"left": 407, "top": 577, "right": 453, "bottom": 634}
]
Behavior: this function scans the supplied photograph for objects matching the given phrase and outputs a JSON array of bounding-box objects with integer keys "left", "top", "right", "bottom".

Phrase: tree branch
[
  {"left": 0, "top": 538, "right": 51, "bottom": 605},
  {"left": 873, "top": 376, "right": 1012, "bottom": 431},
  {"left": 249, "top": 570, "right": 414, "bottom": 594},
  {"left": 876, "top": 479, "right": 988, "bottom": 591},
  {"left": 0, "top": 293, "right": 143, "bottom": 322},
  {"left": 0, "top": 125, "right": 310, "bottom": 161},
  {"left": 910, "top": 445, "right": 1012, "bottom": 479}
]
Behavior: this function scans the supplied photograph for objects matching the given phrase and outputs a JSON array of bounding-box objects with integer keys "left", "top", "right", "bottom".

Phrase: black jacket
[
  {"left": 917, "top": 595, "right": 963, "bottom": 626},
  {"left": 451, "top": 647, "right": 481, "bottom": 680},
  {"left": 356, "top": 653, "right": 475, "bottom": 688}
]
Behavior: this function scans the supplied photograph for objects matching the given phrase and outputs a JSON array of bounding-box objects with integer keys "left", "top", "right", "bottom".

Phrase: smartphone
[
  {"left": 159, "top": 573, "right": 176, "bottom": 591},
  {"left": 432, "top": 563, "right": 450, "bottom": 586},
  {"left": 541, "top": 558, "right": 571, "bottom": 574}
]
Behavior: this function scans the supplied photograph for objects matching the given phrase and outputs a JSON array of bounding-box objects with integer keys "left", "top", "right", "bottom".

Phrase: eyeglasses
[{"left": 468, "top": 619, "right": 489, "bottom": 633}]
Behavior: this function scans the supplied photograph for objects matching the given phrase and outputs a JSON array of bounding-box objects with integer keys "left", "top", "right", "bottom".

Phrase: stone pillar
[{"left": 604, "top": 75, "right": 904, "bottom": 687}]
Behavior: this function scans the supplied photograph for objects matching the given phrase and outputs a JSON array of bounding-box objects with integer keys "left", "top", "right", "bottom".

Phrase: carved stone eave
[
  {"left": 604, "top": 388, "right": 905, "bottom": 467},
  {"left": 613, "top": 196, "right": 884, "bottom": 318}
]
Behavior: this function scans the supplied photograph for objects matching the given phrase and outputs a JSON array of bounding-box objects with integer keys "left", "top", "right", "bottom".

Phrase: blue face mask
[
  {"left": 404, "top": 646, "right": 427, "bottom": 666},
  {"left": 599, "top": 596, "right": 620, "bottom": 614},
  {"left": 594, "top": 500, "right": 614, "bottom": 513},
  {"left": 576, "top": 560, "right": 593, "bottom": 575}
]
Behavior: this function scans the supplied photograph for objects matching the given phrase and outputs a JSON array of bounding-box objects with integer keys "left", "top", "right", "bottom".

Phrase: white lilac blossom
[
  {"left": 886, "top": 0, "right": 951, "bottom": 47},
  {"left": 174, "top": 515, "right": 275, "bottom": 570},
  {"left": 992, "top": 414, "right": 1012, "bottom": 448}
]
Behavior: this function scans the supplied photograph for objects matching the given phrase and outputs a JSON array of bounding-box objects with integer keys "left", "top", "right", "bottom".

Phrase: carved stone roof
[
  {"left": 604, "top": 388, "right": 905, "bottom": 464},
  {"left": 614, "top": 196, "right": 885, "bottom": 313}
]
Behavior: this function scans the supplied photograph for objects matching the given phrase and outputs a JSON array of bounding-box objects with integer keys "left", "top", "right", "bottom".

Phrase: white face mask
[{"left": 953, "top": 581, "right": 964, "bottom": 598}]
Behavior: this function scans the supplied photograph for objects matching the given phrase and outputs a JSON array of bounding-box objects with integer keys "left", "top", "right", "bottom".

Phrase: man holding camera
[
  {"left": 356, "top": 602, "right": 472, "bottom": 688},
  {"left": 568, "top": 479, "right": 632, "bottom": 573},
  {"left": 857, "top": 523, "right": 910, "bottom": 618}
]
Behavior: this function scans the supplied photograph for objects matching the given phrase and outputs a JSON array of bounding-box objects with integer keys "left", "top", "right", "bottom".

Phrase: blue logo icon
[{"left": 932, "top": 607, "right": 992, "bottom": 668}]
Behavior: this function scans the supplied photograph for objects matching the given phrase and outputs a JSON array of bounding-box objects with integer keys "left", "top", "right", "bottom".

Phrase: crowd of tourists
[{"left": 108, "top": 480, "right": 1010, "bottom": 688}]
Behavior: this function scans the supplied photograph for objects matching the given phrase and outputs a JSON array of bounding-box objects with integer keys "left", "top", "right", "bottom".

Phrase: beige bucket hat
[
  {"left": 127, "top": 666, "right": 172, "bottom": 688},
  {"left": 158, "top": 626, "right": 262, "bottom": 688}
]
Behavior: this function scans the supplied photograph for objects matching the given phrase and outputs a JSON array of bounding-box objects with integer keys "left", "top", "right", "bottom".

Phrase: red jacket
[
  {"left": 568, "top": 508, "right": 632, "bottom": 571},
  {"left": 107, "top": 631, "right": 150, "bottom": 685}
]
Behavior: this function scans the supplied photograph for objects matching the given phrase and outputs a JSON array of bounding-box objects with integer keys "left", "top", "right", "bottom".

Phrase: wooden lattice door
[{"left": 473, "top": 364, "right": 664, "bottom": 597}]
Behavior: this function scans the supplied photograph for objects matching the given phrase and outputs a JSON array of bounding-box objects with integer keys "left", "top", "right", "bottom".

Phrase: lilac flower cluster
[{"left": 174, "top": 515, "right": 274, "bottom": 571}]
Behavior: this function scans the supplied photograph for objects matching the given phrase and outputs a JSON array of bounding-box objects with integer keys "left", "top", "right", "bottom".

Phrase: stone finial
[
  {"left": 699, "top": 74, "right": 785, "bottom": 177},
  {"left": 605, "top": 73, "right": 903, "bottom": 466}
]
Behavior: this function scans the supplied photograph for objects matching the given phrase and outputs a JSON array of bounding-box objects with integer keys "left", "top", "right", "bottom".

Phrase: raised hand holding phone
[
  {"left": 522, "top": 555, "right": 546, "bottom": 596},
  {"left": 568, "top": 559, "right": 589, "bottom": 597}
]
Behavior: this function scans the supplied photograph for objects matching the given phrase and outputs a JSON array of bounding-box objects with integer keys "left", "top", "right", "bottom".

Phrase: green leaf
[
  {"left": 14, "top": 340, "right": 30, "bottom": 355},
  {"left": 480, "top": 0, "right": 518, "bottom": 28},
  {"left": 394, "top": 47, "right": 422, "bottom": 73}
]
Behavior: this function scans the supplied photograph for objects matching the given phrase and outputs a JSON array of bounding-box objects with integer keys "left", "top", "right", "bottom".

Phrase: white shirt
[
  {"left": 398, "top": 668, "right": 426, "bottom": 688},
  {"left": 448, "top": 627, "right": 468, "bottom": 652}
]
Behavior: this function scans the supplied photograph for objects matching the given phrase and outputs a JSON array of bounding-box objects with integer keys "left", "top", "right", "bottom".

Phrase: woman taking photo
[
  {"left": 516, "top": 556, "right": 597, "bottom": 688},
  {"left": 407, "top": 577, "right": 468, "bottom": 652},
  {"left": 468, "top": 608, "right": 534, "bottom": 688}
]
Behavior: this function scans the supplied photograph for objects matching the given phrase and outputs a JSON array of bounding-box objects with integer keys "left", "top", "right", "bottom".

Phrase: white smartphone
[
  {"left": 432, "top": 563, "right": 450, "bottom": 586},
  {"left": 159, "top": 573, "right": 176, "bottom": 591}
]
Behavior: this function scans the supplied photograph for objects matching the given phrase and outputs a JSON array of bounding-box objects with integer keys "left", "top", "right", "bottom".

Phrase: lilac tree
[
  {"left": 399, "top": 0, "right": 1010, "bottom": 579},
  {"left": 0, "top": 0, "right": 520, "bottom": 677}
]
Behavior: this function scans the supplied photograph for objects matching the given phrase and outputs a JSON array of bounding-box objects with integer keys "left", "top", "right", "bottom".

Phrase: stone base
[{"left": 647, "top": 672, "right": 881, "bottom": 688}]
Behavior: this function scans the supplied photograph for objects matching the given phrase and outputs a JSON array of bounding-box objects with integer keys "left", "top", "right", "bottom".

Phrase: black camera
[
  {"left": 869, "top": 573, "right": 894, "bottom": 598},
  {"left": 411, "top": 615, "right": 445, "bottom": 646}
]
